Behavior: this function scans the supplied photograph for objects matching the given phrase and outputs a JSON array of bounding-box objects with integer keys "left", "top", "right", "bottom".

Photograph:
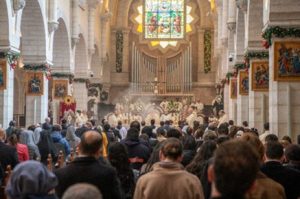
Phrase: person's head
[
  {"left": 228, "top": 120, "right": 234, "bottom": 126},
  {"left": 62, "top": 183, "right": 102, "bottom": 199},
  {"left": 156, "top": 127, "right": 166, "bottom": 137},
  {"left": 27, "top": 125, "right": 36, "bottom": 132},
  {"left": 285, "top": 144, "right": 300, "bottom": 162},
  {"left": 160, "top": 121, "right": 164, "bottom": 127},
  {"left": 90, "top": 119, "right": 96, "bottom": 127},
  {"left": 0, "top": 128, "right": 5, "bottom": 141},
  {"left": 203, "top": 130, "right": 218, "bottom": 141},
  {"left": 242, "top": 121, "right": 248, "bottom": 127},
  {"left": 150, "top": 119, "right": 155, "bottom": 126},
  {"left": 265, "top": 141, "right": 284, "bottom": 161},
  {"left": 193, "top": 121, "right": 200, "bottom": 130},
  {"left": 281, "top": 135, "right": 292, "bottom": 144},
  {"left": 217, "top": 123, "right": 229, "bottom": 136},
  {"left": 117, "top": 120, "right": 122, "bottom": 126},
  {"left": 141, "top": 121, "right": 146, "bottom": 127},
  {"left": 9, "top": 120, "right": 16, "bottom": 127},
  {"left": 264, "top": 122, "right": 269, "bottom": 131},
  {"left": 166, "top": 128, "right": 182, "bottom": 139},
  {"left": 141, "top": 126, "right": 153, "bottom": 138},
  {"left": 45, "top": 117, "right": 51, "bottom": 124},
  {"left": 265, "top": 134, "right": 278, "bottom": 143},
  {"left": 204, "top": 116, "right": 209, "bottom": 124},
  {"left": 241, "top": 133, "right": 265, "bottom": 162},
  {"left": 130, "top": 121, "right": 141, "bottom": 132},
  {"left": 159, "top": 138, "right": 183, "bottom": 162},
  {"left": 182, "top": 134, "right": 196, "bottom": 151},
  {"left": 126, "top": 128, "right": 139, "bottom": 141},
  {"left": 209, "top": 140, "right": 259, "bottom": 198},
  {"left": 79, "top": 131, "right": 103, "bottom": 158},
  {"left": 103, "top": 123, "right": 110, "bottom": 132},
  {"left": 52, "top": 124, "right": 62, "bottom": 132},
  {"left": 61, "top": 119, "right": 67, "bottom": 125},
  {"left": 6, "top": 161, "right": 58, "bottom": 198},
  {"left": 108, "top": 142, "right": 130, "bottom": 171},
  {"left": 101, "top": 119, "right": 107, "bottom": 125}
]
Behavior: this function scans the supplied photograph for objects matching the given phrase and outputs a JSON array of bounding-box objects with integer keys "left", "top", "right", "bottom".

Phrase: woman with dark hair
[
  {"left": 186, "top": 140, "right": 217, "bottom": 199},
  {"left": 38, "top": 130, "right": 58, "bottom": 164},
  {"left": 8, "top": 130, "right": 29, "bottom": 162},
  {"left": 181, "top": 127, "right": 196, "bottom": 167},
  {"left": 108, "top": 142, "right": 135, "bottom": 199}
]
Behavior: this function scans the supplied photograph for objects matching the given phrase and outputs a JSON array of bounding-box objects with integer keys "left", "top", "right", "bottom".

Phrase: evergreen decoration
[
  {"left": 51, "top": 72, "right": 74, "bottom": 79},
  {"left": 204, "top": 30, "right": 212, "bottom": 73},
  {"left": 73, "top": 78, "right": 88, "bottom": 83},
  {"left": 262, "top": 26, "right": 300, "bottom": 48},
  {"left": 0, "top": 51, "right": 20, "bottom": 69},
  {"left": 116, "top": 30, "right": 123, "bottom": 73},
  {"left": 245, "top": 51, "right": 269, "bottom": 60},
  {"left": 23, "top": 63, "right": 51, "bottom": 80},
  {"left": 234, "top": 63, "right": 247, "bottom": 70}
]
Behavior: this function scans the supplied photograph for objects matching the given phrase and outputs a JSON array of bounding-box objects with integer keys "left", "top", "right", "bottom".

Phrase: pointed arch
[
  {"left": 53, "top": 18, "right": 71, "bottom": 72},
  {"left": 75, "top": 34, "right": 88, "bottom": 76},
  {"left": 20, "top": 0, "right": 47, "bottom": 63}
]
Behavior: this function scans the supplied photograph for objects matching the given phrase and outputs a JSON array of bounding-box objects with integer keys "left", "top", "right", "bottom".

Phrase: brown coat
[
  {"left": 246, "top": 172, "right": 286, "bottom": 199},
  {"left": 134, "top": 161, "right": 205, "bottom": 199}
]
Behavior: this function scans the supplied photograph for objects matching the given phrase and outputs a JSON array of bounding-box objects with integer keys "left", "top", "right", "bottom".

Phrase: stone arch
[
  {"left": 74, "top": 34, "right": 88, "bottom": 76},
  {"left": 53, "top": 18, "right": 71, "bottom": 72},
  {"left": 0, "top": 0, "right": 10, "bottom": 46},
  {"left": 20, "top": 0, "right": 47, "bottom": 63},
  {"left": 91, "top": 45, "right": 102, "bottom": 78}
]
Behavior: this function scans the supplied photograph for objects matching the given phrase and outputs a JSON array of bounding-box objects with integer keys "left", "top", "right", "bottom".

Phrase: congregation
[{"left": 0, "top": 116, "right": 300, "bottom": 199}]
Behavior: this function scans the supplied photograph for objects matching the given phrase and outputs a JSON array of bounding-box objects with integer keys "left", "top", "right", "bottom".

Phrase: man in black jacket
[
  {"left": 121, "top": 128, "right": 151, "bottom": 170},
  {"left": 261, "top": 141, "right": 300, "bottom": 199},
  {"left": 0, "top": 128, "right": 19, "bottom": 184},
  {"left": 54, "top": 130, "right": 122, "bottom": 199}
]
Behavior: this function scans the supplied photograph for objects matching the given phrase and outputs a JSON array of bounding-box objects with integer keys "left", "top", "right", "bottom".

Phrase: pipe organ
[{"left": 131, "top": 42, "right": 193, "bottom": 95}]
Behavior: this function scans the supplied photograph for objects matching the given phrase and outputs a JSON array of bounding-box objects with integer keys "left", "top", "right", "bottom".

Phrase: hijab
[
  {"left": 37, "top": 131, "right": 57, "bottom": 163},
  {"left": 66, "top": 126, "right": 77, "bottom": 141},
  {"left": 20, "top": 130, "right": 37, "bottom": 147},
  {"left": 6, "top": 161, "right": 58, "bottom": 199},
  {"left": 33, "top": 127, "right": 42, "bottom": 144}
]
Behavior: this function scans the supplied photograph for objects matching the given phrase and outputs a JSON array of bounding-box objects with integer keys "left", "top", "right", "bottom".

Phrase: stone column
[
  {"left": 236, "top": 71, "right": 249, "bottom": 125},
  {"left": 73, "top": 79, "right": 88, "bottom": 112},
  {"left": 101, "top": 12, "right": 112, "bottom": 84},
  {"left": 248, "top": 60, "right": 269, "bottom": 132},
  {"left": 25, "top": 71, "right": 49, "bottom": 127},
  {"left": 228, "top": 78, "right": 238, "bottom": 123},
  {"left": 0, "top": 59, "right": 14, "bottom": 128},
  {"left": 269, "top": 38, "right": 300, "bottom": 141}
]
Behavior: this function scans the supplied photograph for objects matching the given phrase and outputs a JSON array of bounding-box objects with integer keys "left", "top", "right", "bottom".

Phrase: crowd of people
[{"left": 0, "top": 114, "right": 300, "bottom": 199}]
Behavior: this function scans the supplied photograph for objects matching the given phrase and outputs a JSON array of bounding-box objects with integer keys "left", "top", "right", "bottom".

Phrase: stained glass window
[{"left": 144, "top": 0, "right": 185, "bottom": 39}]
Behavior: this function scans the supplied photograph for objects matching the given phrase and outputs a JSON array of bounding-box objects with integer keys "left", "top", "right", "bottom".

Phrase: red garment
[{"left": 16, "top": 143, "right": 29, "bottom": 162}]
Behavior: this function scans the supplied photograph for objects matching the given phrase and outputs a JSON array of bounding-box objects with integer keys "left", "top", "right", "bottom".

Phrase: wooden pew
[{"left": 0, "top": 165, "right": 12, "bottom": 199}]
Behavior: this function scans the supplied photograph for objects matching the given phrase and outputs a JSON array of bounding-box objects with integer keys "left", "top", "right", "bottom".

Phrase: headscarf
[
  {"left": 33, "top": 127, "right": 42, "bottom": 144},
  {"left": 66, "top": 126, "right": 77, "bottom": 141},
  {"left": 20, "top": 130, "right": 36, "bottom": 147},
  {"left": 6, "top": 161, "right": 58, "bottom": 199},
  {"left": 38, "top": 131, "right": 57, "bottom": 164}
]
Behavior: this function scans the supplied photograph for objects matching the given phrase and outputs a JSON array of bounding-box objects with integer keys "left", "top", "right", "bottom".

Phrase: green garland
[
  {"left": 51, "top": 72, "right": 74, "bottom": 79},
  {"left": 226, "top": 72, "right": 234, "bottom": 79},
  {"left": 262, "top": 26, "right": 300, "bottom": 48},
  {"left": 23, "top": 64, "right": 49, "bottom": 71},
  {"left": 245, "top": 51, "right": 269, "bottom": 60},
  {"left": 234, "top": 63, "right": 247, "bottom": 70},
  {"left": 73, "top": 78, "right": 88, "bottom": 83},
  {"left": 204, "top": 30, "right": 212, "bottom": 73}
]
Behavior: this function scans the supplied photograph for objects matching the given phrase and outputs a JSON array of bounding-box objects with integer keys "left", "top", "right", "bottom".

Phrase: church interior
[{"left": 0, "top": 0, "right": 300, "bottom": 142}]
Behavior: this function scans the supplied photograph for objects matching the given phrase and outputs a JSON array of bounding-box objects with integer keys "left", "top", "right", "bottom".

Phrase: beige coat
[{"left": 134, "top": 162, "right": 205, "bottom": 199}]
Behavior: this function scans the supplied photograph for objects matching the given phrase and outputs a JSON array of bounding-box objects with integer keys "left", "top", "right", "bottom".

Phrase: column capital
[{"left": 236, "top": 0, "right": 248, "bottom": 12}]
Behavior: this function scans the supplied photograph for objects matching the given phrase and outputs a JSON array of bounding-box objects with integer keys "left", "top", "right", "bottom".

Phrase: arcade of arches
[{"left": 1, "top": 0, "right": 300, "bottom": 142}]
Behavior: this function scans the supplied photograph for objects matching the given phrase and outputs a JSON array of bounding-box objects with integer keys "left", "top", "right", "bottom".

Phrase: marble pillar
[
  {"left": 237, "top": 71, "right": 249, "bottom": 125},
  {"left": 73, "top": 80, "right": 88, "bottom": 112},
  {"left": 248, "top": 60, "right": 269, "bottom": 132},
  {"left": 25, "top": 72, "right": 49, "bottom": 127},
  {"left": 0, "top": 59, "right": 14, "bottom": 128}
]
